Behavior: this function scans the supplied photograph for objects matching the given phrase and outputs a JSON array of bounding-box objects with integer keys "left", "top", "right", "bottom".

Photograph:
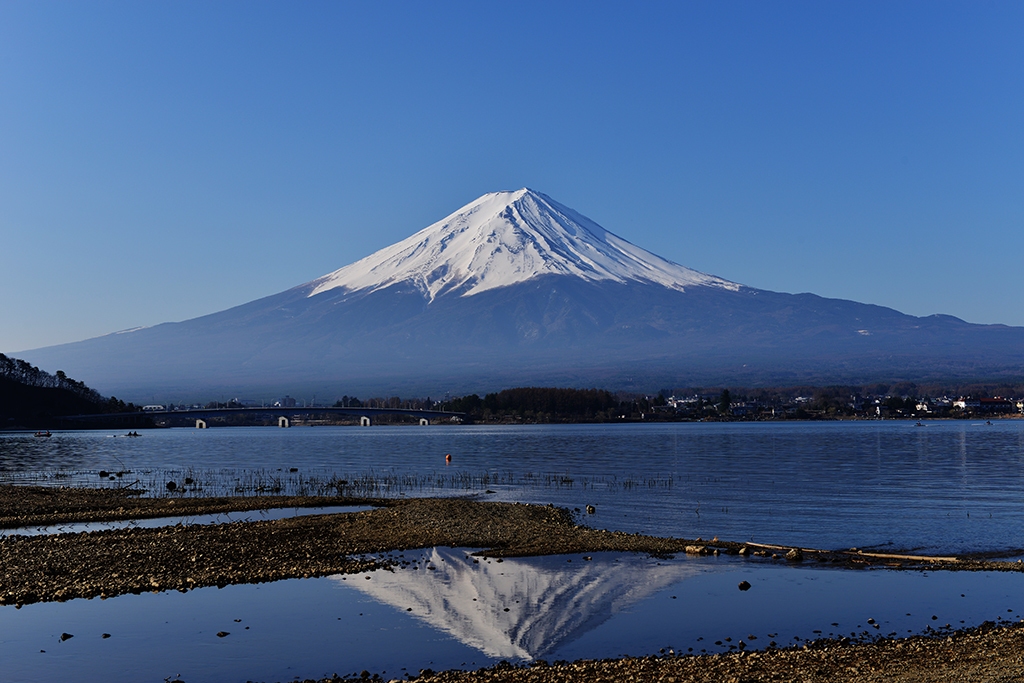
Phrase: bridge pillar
[
  {"left": 419, "top": 418, "right": 430, "bottom": 426},
  {"left": 360, "top": 416, "right": 371, "bottom": 427},
  {"left": 196, "top": 419, "right": 207, "bottom": 429},
  {"left": 278, "top": 416, "right": 291, "bottom": 428}
]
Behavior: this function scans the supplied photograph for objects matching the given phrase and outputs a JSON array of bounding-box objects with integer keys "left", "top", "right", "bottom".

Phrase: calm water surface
[
  {"left": 3, "top": 420, "right": 1023, "bottom": 555},
  {"left": 2, "top": 550, "right": 1022, "bottom": 683},
  {"left": 2, "top": 421, "right": 1024, "bottom": 682}
]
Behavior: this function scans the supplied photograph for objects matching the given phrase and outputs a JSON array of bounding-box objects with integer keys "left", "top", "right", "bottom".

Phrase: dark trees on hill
[
  {"left": 0, "top": 353, "right": 139, "bottom": 428},
  {"left": 0, "top": 376, "right": 100, "bottom": 427},
  {"left": 446, "top": 387, "right": 618, "bottom": 420},
  {"left": 0, "top": 353, "right": 104, "bottom": 403}
]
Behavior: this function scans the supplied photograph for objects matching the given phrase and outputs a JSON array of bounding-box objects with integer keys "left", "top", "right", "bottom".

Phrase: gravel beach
[{"left": 1, "top": 484, "right": 1022, "bottom": 682}]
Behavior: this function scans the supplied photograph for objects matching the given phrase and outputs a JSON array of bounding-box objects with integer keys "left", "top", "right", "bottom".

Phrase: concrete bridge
[{"left": 60, "top": 406, "right": 466, "bottom": 428}]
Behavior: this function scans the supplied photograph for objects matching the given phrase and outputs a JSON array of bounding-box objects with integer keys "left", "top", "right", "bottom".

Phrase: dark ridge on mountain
[{"left": 17, "top": 189, "right": 1024, "bottom": 401}]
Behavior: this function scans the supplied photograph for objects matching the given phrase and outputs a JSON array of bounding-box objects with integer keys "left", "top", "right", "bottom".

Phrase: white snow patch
[{"left": 308, "top": 189, "right": 740, "bottom": 301}]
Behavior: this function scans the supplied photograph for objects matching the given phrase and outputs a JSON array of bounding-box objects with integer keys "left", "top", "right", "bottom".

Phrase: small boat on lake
[{"left": 33, "top": 431, "right": 51, "bottom": 438}]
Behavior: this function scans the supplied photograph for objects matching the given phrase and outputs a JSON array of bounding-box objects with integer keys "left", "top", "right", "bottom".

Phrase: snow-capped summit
[{"left": 308, "top": 188, "right": 740, "bottom": 301}]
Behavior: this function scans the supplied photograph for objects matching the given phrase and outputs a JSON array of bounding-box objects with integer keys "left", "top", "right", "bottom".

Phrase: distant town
[{"left": 137, "top": 384, "right": 1024, "bottom": 425}]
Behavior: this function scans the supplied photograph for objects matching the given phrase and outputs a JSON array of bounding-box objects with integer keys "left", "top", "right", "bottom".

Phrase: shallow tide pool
[
  {"left": 1, "top": 548, "right": 1020, "bottom": 683},
  {"left": 0, "top": 505, "right": 373, "bottom": 537}
]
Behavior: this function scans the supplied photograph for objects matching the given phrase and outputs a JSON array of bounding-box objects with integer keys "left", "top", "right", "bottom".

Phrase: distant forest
[
  {"left": 437, "top": 381, "right": 1024, "bottom": 423},
  {"left": 0, "top": 353, "right": 139, "bottom": 428},
  {"left": 442, "top": 387, "right": 623, "bottom": 422}
]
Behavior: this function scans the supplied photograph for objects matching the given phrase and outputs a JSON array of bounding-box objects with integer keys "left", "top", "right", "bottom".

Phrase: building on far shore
[{"left": 953, "top": 397, "right": 1015, "bottom": 414}]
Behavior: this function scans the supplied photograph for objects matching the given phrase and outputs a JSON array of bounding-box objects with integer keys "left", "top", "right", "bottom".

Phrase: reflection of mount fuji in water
[{"left": 334, "top": 548, "right": 706, "bottom": 660}]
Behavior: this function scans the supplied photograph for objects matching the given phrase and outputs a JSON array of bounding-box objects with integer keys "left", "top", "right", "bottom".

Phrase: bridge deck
[{"left": 60, "top": 407, "right": 466, "bottom": 421}]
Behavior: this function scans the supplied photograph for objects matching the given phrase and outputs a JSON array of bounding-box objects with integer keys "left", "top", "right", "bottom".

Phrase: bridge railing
[{"left": 58, "top": 406, "right": 467, "bottom": 426}]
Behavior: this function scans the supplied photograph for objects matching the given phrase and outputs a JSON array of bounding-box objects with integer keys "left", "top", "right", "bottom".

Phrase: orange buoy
[{"left": 445, "top": 454, "right": 452, "bottom": 463}]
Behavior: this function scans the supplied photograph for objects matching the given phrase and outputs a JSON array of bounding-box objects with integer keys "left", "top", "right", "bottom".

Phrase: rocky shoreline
[
  {"left": 409, "top": 620, "right": 1024, "bottom": 683},
  {"left": 2, "top": 484, "right": 1023, "bottom": 682}
]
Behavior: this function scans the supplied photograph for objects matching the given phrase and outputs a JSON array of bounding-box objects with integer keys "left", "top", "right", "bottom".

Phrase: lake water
[
  {"left": 4, "top": 420, "right": 1024, "bottom": 556},
  {"left": 0, "top": 505, "right": 373, "bottom": 538},
  {"left": 1, "top": 421, "right": 1023, "bottom": 682},
  {"left": 3, "top": 549, "right": 1022, "bottom": 683}
]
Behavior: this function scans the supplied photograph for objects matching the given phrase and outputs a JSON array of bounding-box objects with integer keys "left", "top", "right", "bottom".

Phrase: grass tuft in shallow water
[{"left": 0, "top": 467, "right": 675, "bottom": 499}]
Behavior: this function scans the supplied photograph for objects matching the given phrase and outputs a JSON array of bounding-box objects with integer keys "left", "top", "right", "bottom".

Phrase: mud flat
[
  {"left": 2, "top": 484, "right": 1023, "bottom": 682},
  {"left": 0, "top": 489, "right": 754, "bottom": 604}
]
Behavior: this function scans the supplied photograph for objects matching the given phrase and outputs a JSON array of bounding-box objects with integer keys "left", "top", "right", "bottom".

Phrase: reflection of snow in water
[
  {"left": 4, "top": 551, "right": 1023, "bottom": 683},
  {"left": 337, "top": 548, "right": 708, "bottom": 660}
]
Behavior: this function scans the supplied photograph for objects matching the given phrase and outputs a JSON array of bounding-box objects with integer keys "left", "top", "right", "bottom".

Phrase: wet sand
[{"left": 1, "top": 484, "right": 1022, "bottom": 682}]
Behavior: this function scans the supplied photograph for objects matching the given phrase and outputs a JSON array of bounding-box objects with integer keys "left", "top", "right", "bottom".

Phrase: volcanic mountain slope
[{"left": 19, "top": 189, "right": 1024, "bottom": 400}]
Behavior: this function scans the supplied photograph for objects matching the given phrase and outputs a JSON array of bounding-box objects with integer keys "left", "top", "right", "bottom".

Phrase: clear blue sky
[{"left": 2, "top": 1, "right": 1022, "bottom": 354}]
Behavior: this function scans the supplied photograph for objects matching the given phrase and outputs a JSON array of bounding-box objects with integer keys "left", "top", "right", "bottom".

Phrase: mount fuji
[
  {"left": 19, "top": 189, "right": 1024, "bottom": 400},
  {"left": 307, "top": 189, "right": 739, "bottom": 301}
]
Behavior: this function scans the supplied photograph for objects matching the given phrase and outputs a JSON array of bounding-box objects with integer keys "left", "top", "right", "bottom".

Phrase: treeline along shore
[
  {"left": 439, "top": 383, "right": 1024, "bottom": 423},
  {"left": 3, "top": 352, "right": 1023, "bottom": 428},
  {"left": 0, "top": 353, "right": 141, "bottom": 429}
]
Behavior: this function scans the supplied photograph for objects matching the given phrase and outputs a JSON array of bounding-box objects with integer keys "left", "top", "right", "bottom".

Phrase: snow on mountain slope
[
  {"left": 308, "top": 188, "right": 741, "bottom": 301},
  {"left": 342, "top": 547, "right": 701, "bottom": 660}
]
